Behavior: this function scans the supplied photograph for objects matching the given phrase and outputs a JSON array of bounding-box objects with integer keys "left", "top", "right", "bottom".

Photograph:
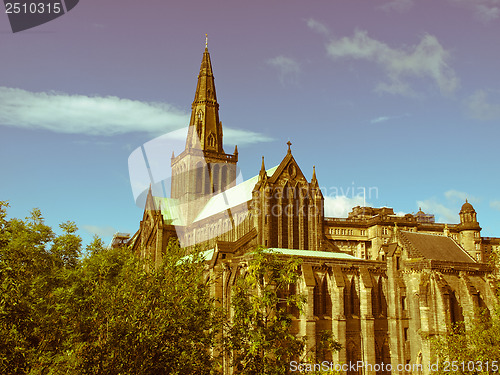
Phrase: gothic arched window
[{"left": 207, "top": 133, "right": 216, "bottom": 148}]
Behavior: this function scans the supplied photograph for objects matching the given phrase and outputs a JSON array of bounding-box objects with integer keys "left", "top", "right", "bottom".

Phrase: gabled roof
[
  {"left": 399, "top": 231, "right": 476, "bottom": 263},
  {"left": 193, "top": 166, "right": 279, "bottom": 222},
  {"left": 267, "top": 151, "right": 307, "bottom": 185}
]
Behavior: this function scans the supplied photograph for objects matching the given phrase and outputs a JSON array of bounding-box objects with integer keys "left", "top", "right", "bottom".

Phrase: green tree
[
  {"left": 55, "top": 241, "right": 219, "bottom": 375},
  {"left": 431, "top": 251, "right": 500, "bottom": 375},
  {"left": 225, "top": 247, "right": 340, "bottom": 374},
  {"left": 0, "top": 203, "right": 220, "bottom": 374},
  {"left": 0, "top": 202, "right": 79, "bottom": 374},
  {"left": 431, "top": 308, "right": 500, "bottom": 374}
]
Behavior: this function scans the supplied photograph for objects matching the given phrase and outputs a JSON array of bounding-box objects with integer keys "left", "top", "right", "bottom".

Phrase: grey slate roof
[{"left": 399, "top": 231, "right": 476, "bottom": 263}]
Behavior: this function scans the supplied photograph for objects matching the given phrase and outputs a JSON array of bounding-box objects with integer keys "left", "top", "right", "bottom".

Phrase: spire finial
[
  {"left": 259, "top": 156, "right": 266, "bottom": 181},
  {"left": 205, "top": 33, "right": 208, "bottom": 49},
  {"left": 287, "top": 140, "right": 292, "bottom": 153},
  {"left": 312, "top": 165, "right": 317, "bottom": 181},
  {"left": 465, "top": 198, "right": 468, "bottom": 203}
]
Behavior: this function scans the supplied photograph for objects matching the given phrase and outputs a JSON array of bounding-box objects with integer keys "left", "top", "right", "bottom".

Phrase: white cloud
[
  {"left": 448, "top": 0, "right": 500, "bottom": 22},
  {"left": 324, "top": 195, "right": 368, "bottom": 218},
  {"left": 371, "top": 116, "right": 391, "bottom": 124},
  {"left": 267, "top": 56, "right": 300, "bottom": 85},
  {"left": 466, "top": 89, "right": 500, "bottom": 120},
  {"left": 417, "top": 190, "right": 479, "bottom": 223},
  {"left": 82, "top": 225, "right": 117, "bottom": 238},
  {"left": 224, "top": 128, "right": 273, "bottom": 146},
  {"left": 306, "top": 18, "right": 329, "bottom": 36},
  {"left": 325, "top": 30, "right": 459, "bottom": 96},
  {"left": 444, "top": 190, "right": 479, "bottom": 203},
  {"left": 370, "top": 113, "right": 410, "bottom": 124},
  {"left": 490, "top": 200, "right": 500, "bottom": 211},
  {"left": 380, "top": 0, "right": 414, "bottom": 13},
  {"left": 0, "top": 87, "right": 187, "bottom": 136},
  {"left": 0, "top": 87, "right": 272, "bottom": 145},
  {"left": 417, "top": 199, "right": 458, "bottom": 223}
]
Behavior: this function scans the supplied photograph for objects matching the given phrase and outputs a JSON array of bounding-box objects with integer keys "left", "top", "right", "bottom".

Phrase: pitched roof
[
  {"left": 193, "top": 166, "right": 279, "bottom": 222},
  {"left": 399, "top": 231, "right": 476, "bottom": 263},
  {"left": 269, "top": 248, "right": 361, "bottom": 260}
]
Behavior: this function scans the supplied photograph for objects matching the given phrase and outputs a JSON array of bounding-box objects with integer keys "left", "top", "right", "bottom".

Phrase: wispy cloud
[
  {"left": 447, "top": 0, "right": 500, "bottom": 22},
  {"left": 324, "top": 195, "right": 368, "bottom": 217},
  {"left": 444, "top": 189, "right": 479, "bottom": 203},
  {"left": 0, "top": 87, "right": 271, "bottom": 145},
  {"left": 306, "top": 18, "right": 330, "bottom": 36},
  {"left": 267, "top": 56, "right": 300, "bottom": 85},
  {"left": 0, "top": 87, "right": 187, "bottom": 136},
  {"left": 466, "top": 89, "right": 500, "bottom": 120},
  {"left": 417, "top": 199, "right": 458, "bottom": 223},
  {"left": 371, "top": 116, "right": 392, "bottom": 124},
  {"left": 417, "top": 189, "right": 478, "bottom": 223},
  {"left": 491, "top": 200, "right": 500, "bottom": 211},
  {"left": 380, "top": 0, "right": 414, "bottom": 13},
  {"left": 324, "top": 29, "right": 459, "bottom": 96},
  {"left": 223, "top": 128, "right": 274, "bottom": 146},
  {"left": 370, "top": 113, "right": 410, "bottom": 124}
]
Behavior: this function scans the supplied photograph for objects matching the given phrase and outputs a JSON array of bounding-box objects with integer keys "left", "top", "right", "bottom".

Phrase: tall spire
[
  {"left": 170, "top": 39, "right": 239, "bottom": 222},
  {"left": 185, "top": 38, "right": 223, "bottom": 152}
]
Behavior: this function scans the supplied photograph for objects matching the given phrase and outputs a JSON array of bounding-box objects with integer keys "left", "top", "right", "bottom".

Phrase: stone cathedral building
[{"left": 128, "top": 44, "right": 499, "bottom": 374}]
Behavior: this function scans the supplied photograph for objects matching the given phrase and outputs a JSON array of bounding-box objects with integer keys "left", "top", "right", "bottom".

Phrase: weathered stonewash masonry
[{"left": 127, "top": 45, "right": 499, "bottom": 374}]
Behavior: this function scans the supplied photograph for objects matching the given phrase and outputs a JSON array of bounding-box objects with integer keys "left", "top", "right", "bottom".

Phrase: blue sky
[{"left": 1, "top": 0, "right": 500, "bottom": 246}]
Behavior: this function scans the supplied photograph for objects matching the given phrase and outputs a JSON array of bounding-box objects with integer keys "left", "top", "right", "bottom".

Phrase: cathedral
[{"left": 128, "top": 43, "right": 499, "bottom": 374}]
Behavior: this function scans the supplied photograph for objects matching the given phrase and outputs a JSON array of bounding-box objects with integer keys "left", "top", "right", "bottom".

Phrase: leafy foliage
[
  {"left": 0, "top": 203, "right": 344, "bottom": 375},
  {"left": 225, "top": 247, "right": 340, "bottom": 374},
  {"left": 431, "top": 308, "right": 500, "bottom": 374},
  {"left": 0, "top": 203, "right": 219, "bottom": 374},
  {"left": 431, "top": 250, "right": 500, "bottom": 375}
]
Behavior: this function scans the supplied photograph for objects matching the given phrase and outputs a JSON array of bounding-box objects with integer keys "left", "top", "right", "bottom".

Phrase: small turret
[
  {"left": 459, "top": 199, "right": 479, "bottom": 228},
  {"left": 458, "top": 199, "right": 482, "bottom": 261}
]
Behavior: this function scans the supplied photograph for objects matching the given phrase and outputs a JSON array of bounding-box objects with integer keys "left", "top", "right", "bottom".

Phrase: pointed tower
[{"left": 171, "top": 38, "right": 238, "bottom": 223}]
